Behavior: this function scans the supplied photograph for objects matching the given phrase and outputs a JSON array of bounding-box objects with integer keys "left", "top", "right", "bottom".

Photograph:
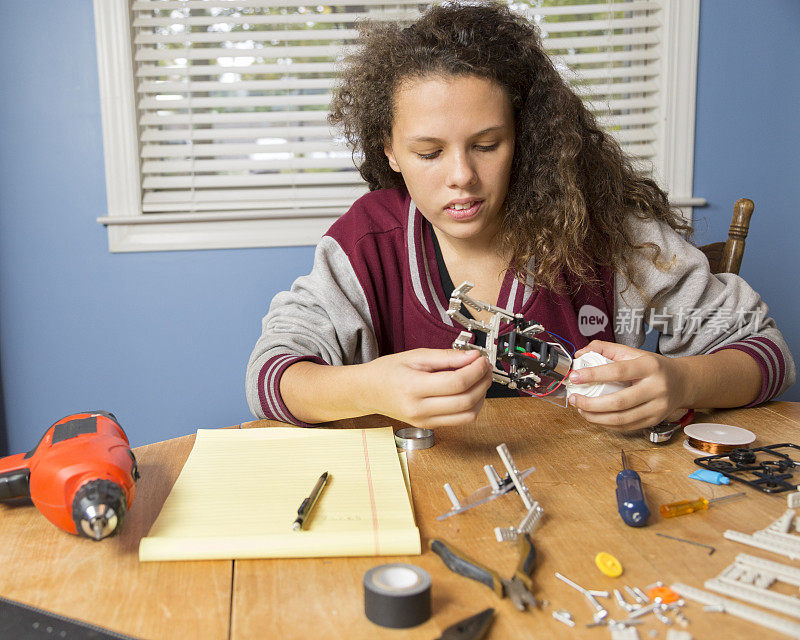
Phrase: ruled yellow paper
[{"left": 139, "top": 427, "right": 420, "bottom": 561}]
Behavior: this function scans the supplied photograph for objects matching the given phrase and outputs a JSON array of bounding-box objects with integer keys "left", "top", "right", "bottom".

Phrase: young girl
[{"left": 246, "top": 2, "right": 794, "bottom": 431}]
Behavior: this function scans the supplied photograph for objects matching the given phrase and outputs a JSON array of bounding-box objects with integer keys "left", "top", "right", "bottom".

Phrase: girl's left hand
[{"left": 567, "top": 340, "right": 689, "bottom": 432}]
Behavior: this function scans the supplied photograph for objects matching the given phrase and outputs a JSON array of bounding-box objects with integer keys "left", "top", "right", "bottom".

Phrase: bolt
[
  {"left": 633, "top": 587, "right": 650, "bottom": 603},
  {"left": 443, "top": 484, "right": 461, "bottom": 509},
  {"left": 654, "top": 607, "right": 672, "bottom": 625},
  {"left": 614, "top": 588, "right": 639, "bottom": 612},
  {"left": 552, "top": 609, "right": 575, "bottom": 628},
  {"left": 555, "top": 573, "right": 609, "bottom": 620},
  {"left": 625, "top": 585, "right": 649, "bottom": 604},
  {"left": 627, "top": 603, "right": 658, "bottom": 619},
  {"left": 484, "top": 465, "right": 502, "bottom": 492},
  {"left": 586, "top": 618, "right": 643, "bottom": 629}
]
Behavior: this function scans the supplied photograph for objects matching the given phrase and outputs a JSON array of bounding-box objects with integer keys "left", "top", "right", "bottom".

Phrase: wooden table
[{"left": 1, "top": 399, "right": 799, "bottom": 639}]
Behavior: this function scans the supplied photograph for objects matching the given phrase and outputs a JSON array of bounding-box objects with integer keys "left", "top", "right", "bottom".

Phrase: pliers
[
  {"left": 430, "top": 534, "right": 538, "bottom": 611},
  {"left": 435, "top": 608, "right": 495, "bottom": 640}
]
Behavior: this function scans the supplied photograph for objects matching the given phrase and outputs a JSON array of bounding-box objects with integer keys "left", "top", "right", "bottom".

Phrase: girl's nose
[{"left": 446, "top": 152, "right": 478, "bottom": 189}]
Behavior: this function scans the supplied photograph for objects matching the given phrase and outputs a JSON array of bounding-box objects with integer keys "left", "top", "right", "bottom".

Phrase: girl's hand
[
  {"left": 365, "top": 348, "right": 493, "bottom": 427},
  {"left": 568, "top": 340, "right": 690, "bottom": 432}
]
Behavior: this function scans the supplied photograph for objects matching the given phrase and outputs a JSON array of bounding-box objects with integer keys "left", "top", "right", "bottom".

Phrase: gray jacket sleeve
[
  {"left": 245, "top": 236, "right": 380, "bottom": 425},
  {"left": 613, "top": 215, "right": 795, "bottom": 405}
]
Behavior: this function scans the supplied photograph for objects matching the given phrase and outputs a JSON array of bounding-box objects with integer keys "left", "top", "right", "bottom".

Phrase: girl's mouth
[{"left": 444, "top": 200, "right": 483, "bottom": 220}]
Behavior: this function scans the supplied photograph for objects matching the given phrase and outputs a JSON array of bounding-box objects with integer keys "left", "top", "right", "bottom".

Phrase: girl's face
[{"left": 384, "top": 74, "right": 515, "bottom": 249}]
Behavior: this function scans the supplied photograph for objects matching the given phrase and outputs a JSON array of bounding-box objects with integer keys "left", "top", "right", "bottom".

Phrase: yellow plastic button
[{"left": 594, "top": 552, "right": 623, "bottom": 577}]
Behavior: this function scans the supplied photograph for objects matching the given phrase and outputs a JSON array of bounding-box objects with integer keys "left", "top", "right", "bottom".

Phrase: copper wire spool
[
  {"left": 686, "top": 438, "right": 741, "bottom": 455},
  {"left": 683, "top": 423, "right": 756, "bottom": 456}
]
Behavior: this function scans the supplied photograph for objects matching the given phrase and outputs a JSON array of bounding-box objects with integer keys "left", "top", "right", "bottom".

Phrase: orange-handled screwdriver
[{"left": 659, "top": 492, "right": 746, "bottom": 518}]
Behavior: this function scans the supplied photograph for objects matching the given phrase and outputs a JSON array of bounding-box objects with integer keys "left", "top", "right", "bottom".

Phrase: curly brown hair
[{"left": 328, "top": 1, "right": 691, "bottom": 293}]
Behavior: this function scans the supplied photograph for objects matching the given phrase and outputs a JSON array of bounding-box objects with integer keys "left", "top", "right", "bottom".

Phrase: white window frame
[
  {"left": 94, "top": 0, "right": 703, "bottom": 253},
  {"left": 655, "top": 0, "right": 705, "bottom": 222}
]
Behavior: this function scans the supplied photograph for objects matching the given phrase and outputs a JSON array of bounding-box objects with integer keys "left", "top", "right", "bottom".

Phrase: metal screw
[
  {"left": 627, "top": 603, "right": 658, "bottom": 619},
  {"left": 654, "top": 607, "right": 673, "bottom": 625},
  {"left": 614, "top": 588, "right": 639, "bottom": 612},
  {"left": 633, "top": 586, "right": 649, "bottom": 603},
  {"left": 625, "top": 585, "right": 649, "bottom": 604},
  {"left": 484, "top": 465, "right": 502, "bottom": 491},
  {"left": 552, "top": 609, "right": 575, "bottom": 628},
  {"left": 555, "top": 572, "right": 609, "bottom": 621},
  {"left": 443, "top": 483, "right": 461, "bottom": 509}
]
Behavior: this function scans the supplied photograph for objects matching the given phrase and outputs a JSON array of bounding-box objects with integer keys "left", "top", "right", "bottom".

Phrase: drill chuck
[{"left": 72, "top": 479, "right": 127, "bottom": 541}]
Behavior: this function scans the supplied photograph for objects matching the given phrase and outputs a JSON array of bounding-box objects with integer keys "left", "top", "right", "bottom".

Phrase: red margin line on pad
[{"left": 361, "top": 429, "right": 380, "bottom": 555}]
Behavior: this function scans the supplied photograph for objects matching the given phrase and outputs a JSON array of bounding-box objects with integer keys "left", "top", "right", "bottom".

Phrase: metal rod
[
  {"left": 656, "top": 532, "right": 716, "bottom": 555},
  {"left": 484, "top": 465, "right": 501, "bottom": 492},
  {"left": 444, "top": 483, "right": 461, "bottom": 509}
]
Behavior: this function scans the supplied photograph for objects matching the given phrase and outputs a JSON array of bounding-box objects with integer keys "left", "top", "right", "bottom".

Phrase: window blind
[{"left": 130, "top": 0, "right": 664, "bottom": 220}]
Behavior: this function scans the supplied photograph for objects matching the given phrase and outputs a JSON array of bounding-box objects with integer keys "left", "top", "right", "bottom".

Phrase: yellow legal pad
[{"left": 139, "top": 426, "right": 420, "bottom": 561}]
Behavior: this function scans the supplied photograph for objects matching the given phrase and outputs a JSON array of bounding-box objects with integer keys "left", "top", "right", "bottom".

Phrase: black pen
[{"left": 292, "top": 471, "right": 329, "bottom": 531}]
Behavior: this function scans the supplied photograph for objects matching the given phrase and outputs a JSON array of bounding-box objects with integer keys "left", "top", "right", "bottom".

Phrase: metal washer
[{"left": 394, "top": 427, "right": 435, "bottom": 450}]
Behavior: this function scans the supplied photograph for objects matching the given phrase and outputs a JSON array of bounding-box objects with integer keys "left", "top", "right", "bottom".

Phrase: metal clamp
[{"left": 394, "top": 427, "right": 435, "bottom": 450}]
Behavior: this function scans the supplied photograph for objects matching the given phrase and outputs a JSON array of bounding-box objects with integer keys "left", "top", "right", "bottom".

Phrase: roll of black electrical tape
[{"left": 364, "top": 563, "right": 432, "bottom": 629}]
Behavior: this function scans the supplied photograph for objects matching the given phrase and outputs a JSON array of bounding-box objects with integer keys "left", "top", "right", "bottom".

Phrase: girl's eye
[{"left": 415, "top": 142, "right": 498, "bottom": 160}]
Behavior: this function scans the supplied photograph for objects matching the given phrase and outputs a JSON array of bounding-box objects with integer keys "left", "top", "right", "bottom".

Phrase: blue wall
[
  {"left": 1, "top": 1, "right": 798, "bottom": 453},
  {"left": 691, "top": 0, "right": 800, "bottom": 399},
  {"left": 0, "top": 1, "right": 317, "bottom": 452}
]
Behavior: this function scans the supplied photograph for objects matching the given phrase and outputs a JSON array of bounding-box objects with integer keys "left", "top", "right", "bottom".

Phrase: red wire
[
  {"left": 522, "top": 366, "right": 573, "bottom": 397},
  {"left": 517, "top": 342, "right": 573, "bottom": 397}
]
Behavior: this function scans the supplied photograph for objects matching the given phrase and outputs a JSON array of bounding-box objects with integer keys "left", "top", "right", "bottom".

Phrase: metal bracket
[
  {"left": 494, "top": 501, "right": 543, "bottom": 541},
  {"left": 724, "top": 508, "right": 800, "bottom": 561},
  {"left": 672, "top": 582, "right": 800, "bottom": 638},
  {"left": 704, "top": 553, "right": 800, "bottom": 619},
  {"left": 446, "top": 281, "right": 571, "bottom": 394},
  {"left": 437, "top": 443, "right": 536, "bottom": 521}
]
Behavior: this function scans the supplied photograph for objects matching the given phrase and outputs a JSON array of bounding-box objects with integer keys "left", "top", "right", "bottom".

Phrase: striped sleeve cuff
[
  {"left": 711, "top": 337, "right": 787, "bottom": 407},
  {"left": 257, "top": 354, "right": 329, "bottom": 427}
]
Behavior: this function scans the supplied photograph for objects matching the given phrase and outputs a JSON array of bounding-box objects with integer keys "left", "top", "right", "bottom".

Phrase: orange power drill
[{"left": 0, "top": 410, "right": 140, "bottom": 540}]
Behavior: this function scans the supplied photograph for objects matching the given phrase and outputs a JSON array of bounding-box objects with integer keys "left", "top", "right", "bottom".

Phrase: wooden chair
[{"left": 697, "top": 198, "right": 755, "bottom": 275}]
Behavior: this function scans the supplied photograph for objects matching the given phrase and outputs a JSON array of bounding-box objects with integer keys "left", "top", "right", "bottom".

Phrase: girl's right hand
[{"left": 364, "top": 348, "right": 493, "bottom": 427}]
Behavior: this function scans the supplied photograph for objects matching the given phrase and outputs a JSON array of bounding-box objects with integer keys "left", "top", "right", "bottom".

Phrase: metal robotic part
[
  {"left": 494, "top": 501, "right": 543, "bottom": 542},
  {"left": 552, "top": 609, "right": 575, "bottom": 628},
  {"left": 555, "top": 572, "right": 609, "bottom": 623},
  {"left": 672, "top": 582, "right": 800, "bottom": 638},
  {"left": 614, "top": 589, "right": 640, "bottom": 613},
  {"left": 724, "top": 508, "right": 800, "bottom": 561},
  {"left": 622, "top": 585, "right": 650, "bottom": 607},
  {"left": 647, "top": 409, "right": 695, "bottom": 444},
  {"left": 497, "top": 444, "right": 534, "bottom": 509},
  {"left": 447, "top": 281, "right": 572, "bottom": 393},
  {"left": 394, "top": 427, "right": 435, "bottom": 450},
  {"left": 648, "top": 421, "right": 685, "bottom": 444},
  {"left": 704, "top": 553, "right": 800, "bottom": 619},
  {"left": 609, "top": 625, "right": 641, "bottom": 640},
  {"left": 437, "top": 444, "right": 536, "bottom": 521}
]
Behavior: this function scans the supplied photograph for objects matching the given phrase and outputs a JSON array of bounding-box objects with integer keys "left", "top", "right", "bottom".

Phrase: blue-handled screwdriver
[{"left": 616, "top": 450, "right": 650, "bottom": 527}]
